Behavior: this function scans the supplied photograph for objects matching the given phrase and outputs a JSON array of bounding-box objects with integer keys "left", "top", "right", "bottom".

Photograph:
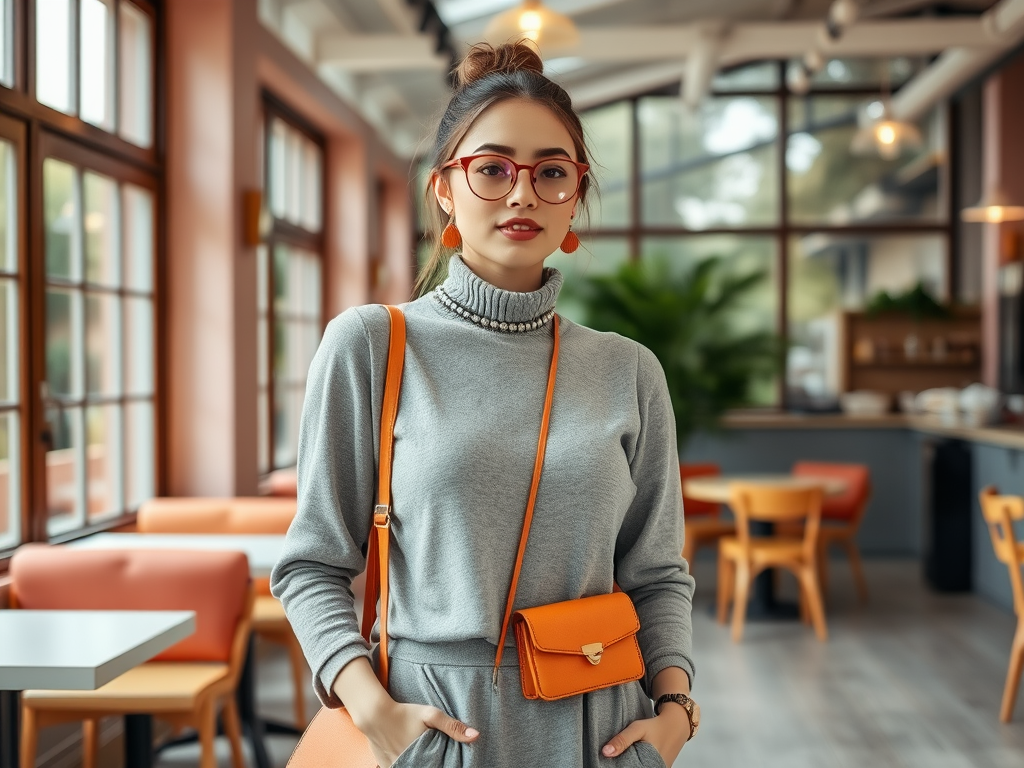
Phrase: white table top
[
  {"left": 0, "top": 610, "right": 195, "bottom": 691},
  {"left": 683, "top": 474, "right": 849, "bottom": 504},
  {"left": 66, "top": 533, "right": 285, "bottom": 577}
]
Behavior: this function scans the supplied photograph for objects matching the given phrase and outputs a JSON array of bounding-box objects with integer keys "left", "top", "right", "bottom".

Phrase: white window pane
[
  {"left": 85, "top": 292, "right": 121, "bottom": 396},
  {"left": 118, "top": 1, "right": 152, "bottom": 147},
  {"left": 37, "top": 0, "right": 75, "bottom": 114},
  {"left": 305, "top": 254, "right": 321, "bottom": 320},
  {"left": 0, "top": 0, "right": 13, "bottom": 88},
  {"left": 86, "top": 403, "right": 121, "bottom": 519},
  {"left": 0, "top": 140, "right": 17, "bottom": 273},
  {"left": 301, "top": 139, "right": 322, "bottom": 232},
  {"left": 125, "top": 400, "right": 154, "bottom": 509},
  {"left": 286, "top": 127, "right": 302, "bottom": 225},
  {"left": 302, "top": 321, "right": 320, "bottom": 379},
  {"left": 270, "top": 120, "right": 286, "bottom": 218},
  {"left": 44, "top": 159, "right": 80, "bottom": 280},
  {"left": 80, "top": 0, "right": 114, "bottom": 130},
  {"left": 123, "top": 184, "right": 153, "bottom": 291},
  {"left": 257, "top": 388, "right": 269, "bottom": 475},
  {"left": 124, "top": 296, "right": 153, "bottom": 395},
  {"left": 0, "top": 410, "right": 20, "bottom": 548},
  {"left": 83, "top": 171, "right": 120, "bottom": 286},
  {"left": 257, "top": 315, "right": 268, "bottom": 387},
  {"left": 256, "top": 244, "right": 268, "bottom": 312},
  {"left": 46, "top": 405, "right": 85, "bottom": 536},
  {"left": 0, "top": 279, "right": 15, "bottom": 403},
  {"left": 46, "top": 288, "right": 84, "bottom": 398}
]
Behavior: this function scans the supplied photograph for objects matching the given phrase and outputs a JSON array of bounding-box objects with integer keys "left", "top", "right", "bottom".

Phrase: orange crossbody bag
[{"left": 288, "top": 306, "right": 643, "bottom": 767}]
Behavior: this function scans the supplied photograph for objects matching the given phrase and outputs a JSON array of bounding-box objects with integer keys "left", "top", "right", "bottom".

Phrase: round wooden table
[
  {"left": 683, "top": 474, "right": 848, "bottom": 503},
  {"left": 682, "top": 473, "right": 849, "bottom": 620}
]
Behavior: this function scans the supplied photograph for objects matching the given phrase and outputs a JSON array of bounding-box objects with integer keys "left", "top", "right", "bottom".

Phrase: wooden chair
[
  {"left": 978, "top": 486, "right": 1024, "bottom": 722},
  {"left": 136, "top": 497, "right": 308, "bottom": 728},
  {"left": 680, "top": 463, "right": 734, "bottom": 574},
  {"left": 792, "top": 462, "right": 871, "bottom": 603},
  {"left": 11, "top": 544, "right": 253, "bottom": 768},
  {"left": 717, "top": 483, "right": 828, "bottom": 643}
]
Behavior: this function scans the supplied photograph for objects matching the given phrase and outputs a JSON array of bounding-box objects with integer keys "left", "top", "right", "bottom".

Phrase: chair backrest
[
  {"left": 137, "top": 497, "right": 295, "bottom": 534},
  {"left": 978, "top": 486, "right": 1024, "bottom": 615},
  {"left": 680, "top": 463, "right": 722, "bottom": 517},
  {"left": 9, "top": 544, "right": 252, "bottom": 664},
  {"left": 792, "top": 462, "right": 871, "bottom": 522},
  {"left": 730, "top": 483, "right": 823, "bottom": 558}
]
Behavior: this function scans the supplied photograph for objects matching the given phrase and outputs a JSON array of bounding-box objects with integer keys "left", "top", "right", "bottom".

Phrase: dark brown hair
[{"left": 415, "top": 41, "right": 594, "bottom": 296}]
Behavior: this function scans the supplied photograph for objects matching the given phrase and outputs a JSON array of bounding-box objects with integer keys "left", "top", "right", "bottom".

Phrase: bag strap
[
  {"left": 359, "top": 305, "right": 406, "bottom": 690},
  {"left": 360, "top": 308, "right": 561, "bottom": 693},
  {"left": 492, "top": 315, "right": 560, "bottom": 687}
]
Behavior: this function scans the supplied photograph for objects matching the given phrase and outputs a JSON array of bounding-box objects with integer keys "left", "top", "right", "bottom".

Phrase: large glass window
[
  {"left": 556, "top": 60, "right": 951, "bottom": 408},
  {"left": 259, "top": 109, "right": 324, "bottom": 474},
  {"left": 0, "top": 133, "right": 20, "bottom": 550},
  {"left": 35, "top": 0, "right": 154, "bottom": 148},
  {"left": 43, "top": 155, "right": 156, "bottom": 536}
]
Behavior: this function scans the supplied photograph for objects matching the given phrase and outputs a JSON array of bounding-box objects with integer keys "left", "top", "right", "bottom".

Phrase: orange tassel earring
[
  {"left": 441, "top": 216, "right": 462, "bottom": 249},
  {"left": 560, "top": 229, "right": 580, "bottom": 254}
]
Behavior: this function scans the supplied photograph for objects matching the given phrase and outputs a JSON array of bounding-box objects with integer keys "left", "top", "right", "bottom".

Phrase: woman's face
[{"left": 433, "top": 98, "right": 581, "bottom": 291}]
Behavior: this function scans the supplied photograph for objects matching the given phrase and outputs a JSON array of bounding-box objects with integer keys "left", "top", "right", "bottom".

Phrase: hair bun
[{"left": 454, "top": 41, "right": 544, "bottom": 88}]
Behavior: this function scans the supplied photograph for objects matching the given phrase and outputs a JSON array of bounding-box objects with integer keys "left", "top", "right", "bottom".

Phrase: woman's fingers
[
  {"left": 602, "top": 719, "right": 647, "bottom": 757},
  {"left": 421, "top": 705, "right": 480, "bottom": 743}
]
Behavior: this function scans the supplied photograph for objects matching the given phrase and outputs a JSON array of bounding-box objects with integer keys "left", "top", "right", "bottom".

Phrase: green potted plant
[{"left": 562, "top": 256, "right": 781, "bottom": 451}]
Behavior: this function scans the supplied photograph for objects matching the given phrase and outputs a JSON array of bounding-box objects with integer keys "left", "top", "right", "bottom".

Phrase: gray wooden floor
[{"left": 64, "top": 558, "right": 1024, "bottom": 768}]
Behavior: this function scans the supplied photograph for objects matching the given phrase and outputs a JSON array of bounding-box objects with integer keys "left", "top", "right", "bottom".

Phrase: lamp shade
[
  {"left": 961, "top": 185, "right": 1024, "bottom": 223},
  {"left": 483, "top": 0, "right": 579, "bottom": 54}
]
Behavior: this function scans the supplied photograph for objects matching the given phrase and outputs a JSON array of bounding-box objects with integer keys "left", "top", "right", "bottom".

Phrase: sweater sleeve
[
  {"left": 270, "top": 306, "right": 388, "bottom": 708},
  {"left": 614, "top": 343, "right": 696, "bottom": 696}
]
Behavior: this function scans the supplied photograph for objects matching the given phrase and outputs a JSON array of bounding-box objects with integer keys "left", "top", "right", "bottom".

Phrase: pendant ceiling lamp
[
  {"left": 961, "top": 185, "right": 1024, "bottom": 223},
  {"left": 483, "top": 0, "right": 580, "bottom": 54},
  {"left": 850, "top": 67, "right": 922, "bottom": 160}
]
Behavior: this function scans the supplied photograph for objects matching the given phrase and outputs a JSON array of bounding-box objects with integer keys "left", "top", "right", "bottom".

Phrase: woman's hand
[
  {"left": 600, "top": 704, "right": 690, "bottom": 765},
  {"left": 334, "top": 657, "right": 479, "bottom": 768},
  {"left": 353, "top": 697, "right": 479, "bottom": 768}
]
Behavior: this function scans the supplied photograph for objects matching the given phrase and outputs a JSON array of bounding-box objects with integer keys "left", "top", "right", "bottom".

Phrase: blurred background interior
[{"left": 3, "top": 0, "right": 1024, "bottom": 766}]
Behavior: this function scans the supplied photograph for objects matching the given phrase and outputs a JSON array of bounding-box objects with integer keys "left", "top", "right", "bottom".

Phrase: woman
[{"left": 271, "top": 42, "right": 697, "bottom": 768}]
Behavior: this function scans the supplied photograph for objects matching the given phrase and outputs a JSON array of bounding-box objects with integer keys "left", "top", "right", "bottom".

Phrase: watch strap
[{"left": 654, "top": 692, "right": 699, "bottom": 741}]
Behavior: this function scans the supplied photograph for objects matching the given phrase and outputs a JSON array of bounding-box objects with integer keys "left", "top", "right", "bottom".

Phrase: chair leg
[
  {"left": 285, "top": 628, "right": 308, "bottom": 727},
  {"left": 818, "top": 539, "right": 830, "bottom": 598},
  {"left": 82, "top": 718, "right": 99, "bottom": 768},
  {"left": 19, "top": 705, "right": 38, "bottom": 768},
  {"left": 1000, "top": 619, "right": 1024, "bottom": 723},
  {"left": 197, "top": 699, "right": 218, "bottom": 768},
  {"left": 716, "top": 551, "right": 734, "bottom": 624},
  {"left": 731, "top": 563, "right": 751, "bottom": 643},
  {"left": 222, "top": 695, "right": 246, "bottom": 768},
  {"left": 798, "top": 566, "right": 829, "bottom": 642},
  {"left": 842, "top": 537, "right": 870, "bottom": 604}
]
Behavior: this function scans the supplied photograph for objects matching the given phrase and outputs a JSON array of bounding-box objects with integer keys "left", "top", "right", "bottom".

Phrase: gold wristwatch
[{"left": 654, "top": 692, "right": 700, "bottom": 742}]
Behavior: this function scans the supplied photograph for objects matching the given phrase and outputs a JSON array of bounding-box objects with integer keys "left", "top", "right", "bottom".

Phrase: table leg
[
  {"left": 0, "top": 691, "right": 18, "bottom": 768},
  {"left": 124, "top": 714, "right": 153, "bottom": 768},
  {"left": 238, "top": 635, "right": 272, "bottom": 768}
]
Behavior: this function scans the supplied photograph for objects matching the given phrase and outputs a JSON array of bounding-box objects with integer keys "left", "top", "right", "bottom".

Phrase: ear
[{"left": 432, "top": 173, "right": 454, "bottom": 216}]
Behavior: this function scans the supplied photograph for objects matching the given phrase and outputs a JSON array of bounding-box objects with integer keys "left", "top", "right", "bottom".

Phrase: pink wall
[{"left": 166, "top": 0, "right": 413, "bottom": 495}]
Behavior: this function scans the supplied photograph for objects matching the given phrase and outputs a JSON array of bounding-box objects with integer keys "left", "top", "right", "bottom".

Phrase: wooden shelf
[{"left": 853, "top": 360, "right": 978, "bottom": 369}]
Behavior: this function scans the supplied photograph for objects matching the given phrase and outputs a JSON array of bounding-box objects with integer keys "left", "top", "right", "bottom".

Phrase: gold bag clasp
[{"left": 581, "top": 643, "right": 604, "bottom": 665}]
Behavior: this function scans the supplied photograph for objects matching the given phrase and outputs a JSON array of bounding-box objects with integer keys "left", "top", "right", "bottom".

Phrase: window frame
[
  {"left": 579, "top": 61, "right": 955, "bottom": 408},
  {"left": 0, "top": 0, "right": 161, "bottom": 563},
  {"left": 260, "top": 93, "right": 326, "bottom": 475}
]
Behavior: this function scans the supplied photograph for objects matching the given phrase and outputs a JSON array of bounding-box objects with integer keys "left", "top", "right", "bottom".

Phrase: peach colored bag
[{"left": 287, "top": 309, "right": 641, "bottom": 767}]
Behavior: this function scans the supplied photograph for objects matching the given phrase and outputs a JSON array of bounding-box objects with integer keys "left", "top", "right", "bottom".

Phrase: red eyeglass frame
[{"left": 439, "top": 153, "right": 590, "bottom": 204}]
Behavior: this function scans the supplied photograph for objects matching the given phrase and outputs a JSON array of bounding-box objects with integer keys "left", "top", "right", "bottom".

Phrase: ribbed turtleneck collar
[{"left": 436, "top": 255, "right": 562, "bottom": 329}]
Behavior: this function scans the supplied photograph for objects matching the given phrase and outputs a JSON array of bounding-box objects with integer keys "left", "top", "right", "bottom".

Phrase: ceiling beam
[
  {"left": 569, "top": 62, "right": 686, "bottom": 111},
  {"left": 318, "top": 34, "right": 451, "bottom": 71},
  {"left": 376, "top": 0, "right": 421, "bottom": 34},
  {"left": 316, "top": 17, "right": 996, "bottom": 73}
]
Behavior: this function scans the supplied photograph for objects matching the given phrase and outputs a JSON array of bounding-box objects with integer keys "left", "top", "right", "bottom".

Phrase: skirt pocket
[
  {"left": 634, "top": 741, "right": 668, "bottom": 768},
  {"left": 391, "top": 728, "right": 441, "bottom": 768}
]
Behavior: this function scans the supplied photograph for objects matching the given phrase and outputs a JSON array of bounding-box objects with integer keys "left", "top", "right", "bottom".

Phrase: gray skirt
[{"left": 378, "top": 638, "right": 667, "bottom": 768}]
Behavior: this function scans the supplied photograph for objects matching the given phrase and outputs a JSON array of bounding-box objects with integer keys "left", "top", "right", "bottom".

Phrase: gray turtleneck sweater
[{"left": 271, "top": 257, "right": 695, "bottom": 708}]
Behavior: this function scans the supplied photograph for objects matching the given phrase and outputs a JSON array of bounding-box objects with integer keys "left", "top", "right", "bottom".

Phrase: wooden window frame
[
  {"left": 0, "top": 0, "right": 161, "bottom": 565},
  {"left": 260, "top": 92, "right": 326, "bottom": 475}
]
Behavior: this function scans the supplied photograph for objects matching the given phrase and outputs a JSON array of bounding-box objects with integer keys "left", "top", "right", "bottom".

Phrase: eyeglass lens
[{"left": 466, "top": 155, "right": 579, "bottom": 204}]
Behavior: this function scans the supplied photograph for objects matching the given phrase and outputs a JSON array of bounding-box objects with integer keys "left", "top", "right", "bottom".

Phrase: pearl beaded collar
[{"left": 433, "top": 285, "right": 556, "bottom": 333}]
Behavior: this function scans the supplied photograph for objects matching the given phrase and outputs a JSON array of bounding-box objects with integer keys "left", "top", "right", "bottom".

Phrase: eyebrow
[{"left": 472, "top": 143, "right": 572, "bottom": 159}]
